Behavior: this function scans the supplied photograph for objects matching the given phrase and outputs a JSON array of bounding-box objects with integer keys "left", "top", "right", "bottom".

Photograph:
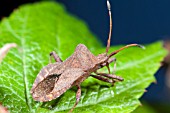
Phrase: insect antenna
[
  {"left": 108, "top": 44, "right": 145, "bottom": 58},
  {"left": 105, "top": 0, "right": 144, "bottom": 57},
  {"left": 106, "top": 0, "right": 112, "bottom": 54}
]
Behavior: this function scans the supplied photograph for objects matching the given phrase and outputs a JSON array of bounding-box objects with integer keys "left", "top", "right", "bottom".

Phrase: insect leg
[
  {"left": 100, "top": 58, "right": 117, "bottom": 85},
  {"left": 112, "top": 58, "right": 117, "bottom": 74},
  {"left": 49, "top": 51, "right": 62, "bottom": 63},
  {"left": 108, "top": 58, "right": 117, "bottom": 84},
  {"left": 100, "top": 58, "right": 116, "bottom": 68},
  {"left": 106, "top": 62, "right": 111, "bottom": 74},
  {"left": 69, "top": 85, "right": 81, "bottom": 113},
  {"left": 100, "top": 58, "right": 117, "bottom": 80},
  {"left": 95, "top": 73, "right": 123, "bottom": 81},
  {"left": 90, "top": 75, "right": 113, "bottom": 83}
]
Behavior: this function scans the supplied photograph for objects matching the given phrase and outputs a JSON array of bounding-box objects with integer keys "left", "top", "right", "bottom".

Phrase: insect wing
[
  {"left": 30, "top": 62, "right": 61, "bottom": 94},
  {"left": 41, "top": 68, "right": 85, "bottom": 101}
]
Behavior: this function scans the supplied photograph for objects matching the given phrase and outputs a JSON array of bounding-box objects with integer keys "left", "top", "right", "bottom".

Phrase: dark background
[{"left": 0, "top": 0, "right": 170, "bottom": 112}]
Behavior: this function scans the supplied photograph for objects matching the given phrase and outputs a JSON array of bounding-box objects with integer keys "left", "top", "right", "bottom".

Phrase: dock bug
[{"left": 30, "top": 0, "right": 144, "bottom": 112}]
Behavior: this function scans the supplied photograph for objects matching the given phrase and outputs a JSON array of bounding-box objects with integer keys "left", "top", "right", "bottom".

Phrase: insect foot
[{"left": 30, "top": 0, "right": 144, "bottom": 112}]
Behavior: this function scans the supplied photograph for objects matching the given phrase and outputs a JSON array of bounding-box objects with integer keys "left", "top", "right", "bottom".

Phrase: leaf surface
[
  {"left": 0, "top": 1, "right": 166, "bottom": 113},
  {"left": 132, "top": 102, "right": 156, "bottom": 113}
]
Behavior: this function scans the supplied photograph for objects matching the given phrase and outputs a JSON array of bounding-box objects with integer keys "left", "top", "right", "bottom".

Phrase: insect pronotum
[{"left": 30, "top": 0, "right": 144, "bottom": 112}]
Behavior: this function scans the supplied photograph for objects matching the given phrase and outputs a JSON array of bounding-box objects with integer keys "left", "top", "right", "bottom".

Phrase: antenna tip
[
  {"left": 107, "top": 0, "right": 111, "bottom": 11},
  {"left": 137, "top": 44, "right": 145, "bottom": 49}
]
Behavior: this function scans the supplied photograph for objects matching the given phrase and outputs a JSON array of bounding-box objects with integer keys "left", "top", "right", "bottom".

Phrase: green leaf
[
  {"left": 0, "top": 1, "right": 166, "bottom": 113},
  {"left": 132, "top": 102, "right": 156, "bottom": 113}
]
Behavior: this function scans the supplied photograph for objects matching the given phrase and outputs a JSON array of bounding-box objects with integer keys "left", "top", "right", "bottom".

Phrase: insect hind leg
[{"left": 49, "top": 51, "right": 62, "bottom": 63}]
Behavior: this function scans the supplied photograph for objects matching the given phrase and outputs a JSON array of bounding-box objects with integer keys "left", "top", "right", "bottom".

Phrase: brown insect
[{"left": 30, "top": 0, "right": 144, "bottom": 112}]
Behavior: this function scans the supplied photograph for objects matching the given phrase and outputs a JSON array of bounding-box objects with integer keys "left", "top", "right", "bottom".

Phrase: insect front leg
[
  {"left": 100, "top": 58, "right": 116, "bottom": 69},
  {"left": 91, "top": 73, "right": 123, "bottom": 86},
  {"left": 112, "top": 58, "right": 117, "bottom": 74},
  {"left": 101, "top": 58, "right": 117, "bottom": 85},
  {"left": 69, "top": 85, "right": 81, "bottom": 113},
  {"left": 49, "top": 51, "right": 62, "bottom": 63}
]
